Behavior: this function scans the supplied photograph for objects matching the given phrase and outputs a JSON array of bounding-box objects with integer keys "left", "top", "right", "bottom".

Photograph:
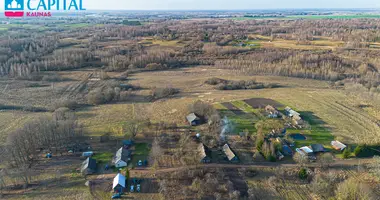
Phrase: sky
[{"left": 1, "top": 0, "right": 380, "bottom": 11}]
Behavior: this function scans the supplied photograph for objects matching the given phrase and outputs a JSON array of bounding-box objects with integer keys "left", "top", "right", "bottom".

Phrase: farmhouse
[
  {"left": 198, "top": 143, "right": 211, "bottom": 163},
  {"left": 331, "top": 141, "right": 346, "bottom": 151},
  {"left": 186, "top": 113, "right": 201, "bottom": 126},
  {"left": 265, "top": 105, "right": 281, "bottom": 118},
  {"left": 311, "top": 144, "right": 325, "bottom": 153},
  {"left": 223, "top": 144, "right": 238, "bottom": 162},
  {"left": 81, "top": 157, "right": 97, "bottom": 175},
  {"left": 112, "top": 147, "right": 131, "bottom": 168},
  {"left": 113, "top": 173, "right": 126, "bottom": 193}
]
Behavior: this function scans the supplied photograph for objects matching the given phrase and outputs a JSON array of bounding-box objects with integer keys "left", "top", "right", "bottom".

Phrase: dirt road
[{"left": 130, "top": 158, "right": 374, "bottom": 175}]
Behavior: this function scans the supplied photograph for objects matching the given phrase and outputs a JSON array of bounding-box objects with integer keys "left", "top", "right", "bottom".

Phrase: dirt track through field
[
  {"left": 61, "top": 72, "right": 93, "bottom": 99},
  {"left": 129, "top": 158, "right": 373, "bottom": 176}
]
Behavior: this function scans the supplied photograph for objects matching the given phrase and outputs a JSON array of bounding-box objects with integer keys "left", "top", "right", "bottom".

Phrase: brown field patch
[{"left": 243, "top": 98, "right": 283, "bottom": 109}]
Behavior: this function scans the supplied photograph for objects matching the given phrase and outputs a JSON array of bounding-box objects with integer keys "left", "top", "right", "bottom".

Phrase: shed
[
  {"left": 186, "top": 113, "right": 201, "bottom": 126},
  {"left": 311, "top": 144, "right": 325, "bottom": 153},
  {"left": 331, "top": 141, "right": 346, "bottom": 151},
  {"left": 113, "top": 147, "right": 131, "bottom": 168},
  {"left": 198, "top": 143, "right": 211, "bottom": 163},
  {"left": 81, "top": 157, "right": 97, "bottom": 175},
  {"left": 223, "top": 144, "right": 238, "bottom": 162},
  {"left": 113, "top": 173, "right": 126, "bottom": 193}
]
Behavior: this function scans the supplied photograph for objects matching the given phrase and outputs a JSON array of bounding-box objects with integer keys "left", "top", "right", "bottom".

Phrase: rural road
[{"left": 130, "top": 158, "right": 374, "bottom": 175}]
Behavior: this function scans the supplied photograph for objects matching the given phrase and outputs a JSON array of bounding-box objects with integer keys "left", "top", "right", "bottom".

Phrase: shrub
[
  {"left": 188, "top": 100, "right": 218, "bottom": 120},
  {"left": 151, "top": 87, "right": 179, "bottom": 99},
  {"left": 298, "top": 168, "right": 308, "bottom": 180},
  {"left": 354, "top": 145, "right": 364, "bottom": 157},
  {"left": 146, "top": 63, "right": 166, "bottom": 70},
  {"left": 204, "top": 77, "right": 227, "bottom": 85},
  {"left": 87, "top": 87, "right": 116, "bottom": 105},
  {"left": 42, "top": 73, "right": 63, "bottom": 82},
  {"left": 52, "top": 99, "right": 79, "bottom": 110},
  {"left": 342, "top": 146, "right": 351, "bottom": 159},
  {"left": 335, "top": 178, "right": 375, "bottom": 200}
]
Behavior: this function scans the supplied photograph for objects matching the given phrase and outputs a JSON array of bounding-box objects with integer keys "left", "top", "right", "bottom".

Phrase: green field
[
  {"left": 215, "top": 99, "right": 334, "bottom": 149},
  {"left": 92, "top": 151, "right": 113, "bottom": 164}
]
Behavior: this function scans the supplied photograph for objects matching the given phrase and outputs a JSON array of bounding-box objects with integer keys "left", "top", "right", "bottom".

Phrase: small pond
[{"left": 289, "top": 133, "right": 306, "bottom": 140}]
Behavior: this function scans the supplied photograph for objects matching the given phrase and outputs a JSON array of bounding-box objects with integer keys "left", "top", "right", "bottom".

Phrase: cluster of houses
[
  {"left": 80, "top": 140, "right": 134, "bottom": 176},
  {"left": 264, "top": 105, "right": 303, "bottom": 126}
]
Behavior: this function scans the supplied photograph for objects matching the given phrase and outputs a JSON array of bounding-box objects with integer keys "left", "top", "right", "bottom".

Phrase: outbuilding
[
  {"left": 186, "top": 113, "right": 201, "bottom": 126},
  {"left": 331, "top": 141, "right": 346, "bottom": 151},
  {"left": 113, "top": 173, "right": 126, "bottom": 193},
  {"left": 198, "top": 143, "right": 211, "bottom": 163},
  {"left": 311, "top": 144, "right": 325, "bottom": 153},
  {"left": 81, "top": 157, "right": 97, "bottom": 175},
  {"left": 223, "top": 144, "right": 238, "bottom": 162}
]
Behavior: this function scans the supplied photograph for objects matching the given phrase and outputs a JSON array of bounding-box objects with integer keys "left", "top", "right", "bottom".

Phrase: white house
[{"left": 112, "top": 147, "right": 130, "bottom": 168}]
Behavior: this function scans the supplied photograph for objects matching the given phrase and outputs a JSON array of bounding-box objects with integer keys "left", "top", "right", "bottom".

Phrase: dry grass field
[{"left": 2, "top": 65, "right": 376, "bottom": 145}]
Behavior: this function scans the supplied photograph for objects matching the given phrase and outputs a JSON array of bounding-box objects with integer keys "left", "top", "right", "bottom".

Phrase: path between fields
[{"left": 129, "top": 158, "right": 373, "bottom": 175}]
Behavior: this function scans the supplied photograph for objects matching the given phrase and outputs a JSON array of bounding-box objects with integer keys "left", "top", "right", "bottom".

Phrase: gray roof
[
  {"left": 223, "top": 144, "right": 237, "bottom": 161},
  {"left": 113, "top": 147, "right": 131, "bottom": 164},
  {"left": 186, "top": 113, "right": 200, "bottom": 122},
  {"left": 311, "top": 144, "right": 325, "bottom": 152},
  {"left": 113, "top": 173, "right": 126, "bottom": 189},
  {"left": 198, "top": 143, "right": 210, "bottom": 160},
  {"left": 81, "top": 157, "right": 96, "bottom": 172}
]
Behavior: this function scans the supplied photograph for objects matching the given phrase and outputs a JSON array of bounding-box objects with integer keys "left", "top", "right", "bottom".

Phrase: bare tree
[
  {"left": 123, "top": 120, "right": 142, "bottom": 139},
  {"left": 369, "top": 156, "right": 380, "bottom": 179},
  {"left": 319, "top": 153, "right": 335, "bottom": 168},
  {"left": 293, "top": 152, "right": 308, "bottom": 167},
  {"left": 335, "top": 178, "right": 375, "bottom": 200}
]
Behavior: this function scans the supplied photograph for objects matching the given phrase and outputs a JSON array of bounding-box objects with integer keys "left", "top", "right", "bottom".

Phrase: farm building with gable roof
[
  {"left": 186, "top": 113, "right": 201, "bottom": 126},
  {"left": 113, "top": 173, "right": 126, "bottom": 193},
  {"left": 81, "top": 157, "right": 97, "bottom": 175},
  {"left": 198, "top": 143, "right": 211, "bottom": 163},
  {"left": 223, "top": 144, "right": 238, "bottom": 162}
]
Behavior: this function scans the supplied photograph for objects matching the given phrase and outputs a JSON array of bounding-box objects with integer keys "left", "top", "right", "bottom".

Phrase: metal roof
[
  {"left": 186, "top": 113, "right": 200, "bottom": 122},
  {"left": 113, "top": 173, "right": 126, "bottom": 189},
  {"left": 81, "top": 157, "right": 96, "bottom": 172},
  {"left": 223, "top": 144, "right": 237, "bottom": 161}
]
